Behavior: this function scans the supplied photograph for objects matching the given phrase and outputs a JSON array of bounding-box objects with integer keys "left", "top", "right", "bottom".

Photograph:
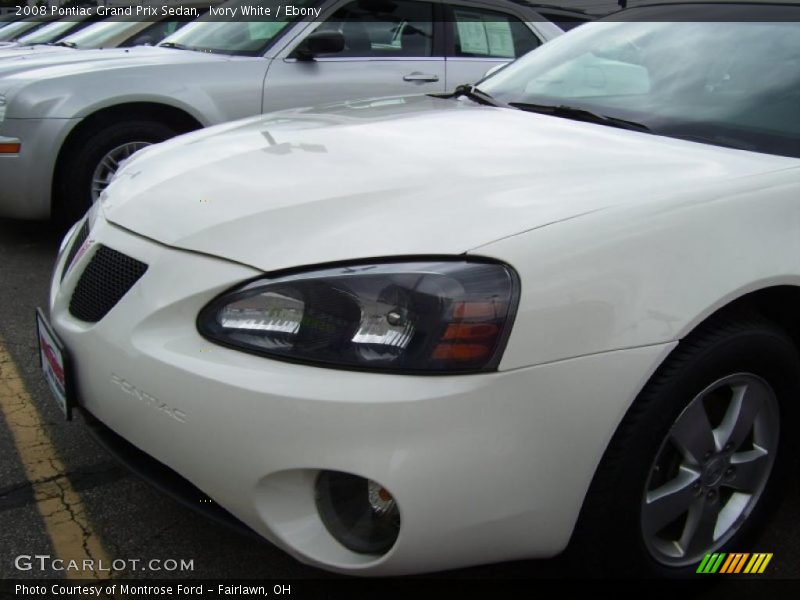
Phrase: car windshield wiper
[
  {"left": 431, "top": 84, "right": 508, "bottom": 108},
  {"left": 159, "top": 42, "right": 225, "bottom": 54},
  {"left": 49, "top": 41, "right": 76, "bottom": 48},
  {"left": 508, "top": 102, "right": 651, "bottom": 133},
  {"left": 159, "top": 42, "right": 190, "bottom": 50}
]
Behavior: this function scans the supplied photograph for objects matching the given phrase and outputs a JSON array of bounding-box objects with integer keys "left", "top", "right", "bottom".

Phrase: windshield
[
  {"left": 481, "top": 11, "right": 800, "bottom": 158},
  {"left": 59, "top": 21, "right": 138, "bottom": 48},
  {"left": 0, "top": 20, "right": 43, "bottom": 42},
  {"left": 16, "top": 19, "right": 87, "bottom": 46},
  {"left": 159, "top": 0, "right": 319, "bottom": 56}
]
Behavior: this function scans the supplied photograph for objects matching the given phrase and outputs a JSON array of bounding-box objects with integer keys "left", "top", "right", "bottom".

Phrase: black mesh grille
[
  {"left": 61, "top": 220, "right": 90, "bottom": 282},
  {"left": 69, "top": 246, "right": 148, "bottom": 323}
]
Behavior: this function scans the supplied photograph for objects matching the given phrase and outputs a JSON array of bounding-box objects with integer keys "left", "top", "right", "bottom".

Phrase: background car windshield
[
  {"left": 159, "top": 0, "right": 319, "bottom": 55},
  {"left": 0, "top": 20, "right": 38, "bottom": 42},
  {"left": 16, "top": 20, "right": 81, "bottom": 45},
  {"left": 482, "top": 13, "right": 800, "bottom": 158},
  {"left": 61, "top": 18, "right": 187, "bottom": 48},
  {"left": 60, "top": 20, "right": 139, "bottom": 48}
]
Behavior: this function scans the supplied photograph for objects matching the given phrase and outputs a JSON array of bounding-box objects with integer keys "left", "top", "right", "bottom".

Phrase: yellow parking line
[{"left": 0, "top": 338, "right": 110, "bottom": 580}]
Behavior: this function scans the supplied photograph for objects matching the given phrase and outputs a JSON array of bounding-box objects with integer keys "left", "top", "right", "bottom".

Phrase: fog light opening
[{"left": 316, "top": 471, "right": 400, "bottom": 555}]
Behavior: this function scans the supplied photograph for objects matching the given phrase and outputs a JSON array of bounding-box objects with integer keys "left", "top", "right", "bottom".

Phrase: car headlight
[
  {"left": 198, "top": 260, "right": 519, "bottom": 373},
  {"left": 0, "top": 94, "right": 7, "bottom": 124}
]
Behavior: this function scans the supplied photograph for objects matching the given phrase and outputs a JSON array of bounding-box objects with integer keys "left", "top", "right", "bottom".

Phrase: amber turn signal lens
[
  {"left": 443, "top": 323, "right": 499, "bottom": 340},
  {"left": 432, "top": 344, "right": 491, "bottom": 361},
  {"left": 0, "top": 143, "right": 20, "bottom": 154},
  {"left": 452, "top": 301, "right": 503, "bottom": 320}
]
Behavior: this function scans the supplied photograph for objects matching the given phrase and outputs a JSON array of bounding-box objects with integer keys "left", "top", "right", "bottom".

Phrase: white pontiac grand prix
[{"left": 40, "top": 2, "right": 800, "bottom": 577}]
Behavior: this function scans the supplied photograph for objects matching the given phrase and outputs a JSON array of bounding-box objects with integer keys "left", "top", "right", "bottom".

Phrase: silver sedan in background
[{"left": 0, "top": 0, "right": 562, "bottom": 225}]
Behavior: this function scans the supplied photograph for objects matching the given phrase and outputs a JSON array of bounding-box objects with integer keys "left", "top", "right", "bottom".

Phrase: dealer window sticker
[{"left": 454, "top": 10, "right": 514, "bottom": 58}]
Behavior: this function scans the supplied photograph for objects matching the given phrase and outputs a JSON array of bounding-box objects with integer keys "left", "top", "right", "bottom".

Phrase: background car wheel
[
  {"left": 569, "top": 310, "right": 798, "bottom": 577},
  {"left": 54, "top": 119, "right": 179, "bottom": 227}
]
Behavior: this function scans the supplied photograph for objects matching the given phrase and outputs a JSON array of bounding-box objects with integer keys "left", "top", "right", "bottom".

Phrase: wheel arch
[
  {"left": 610, "top": 283, "right": 800, "bottom": 463},
  {"left": 51, "top": 101, "right": 204, "bottom": 214},
  {"left": 676, "top": 283, "right": 800, "bottom": 360},
  {"left": 585, "top": 282, "right": 800, "bottom": 501},
  {"left": 568, "top": 283, "right": 800, "bottom": 573}
]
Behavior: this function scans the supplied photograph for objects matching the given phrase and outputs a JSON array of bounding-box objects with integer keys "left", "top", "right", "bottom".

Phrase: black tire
[
  {"left": 569, "top": 310, "right": 798, "bottom": 577},
  {"left": 54, "top": 119, "right": 179, "bottom": 228}
]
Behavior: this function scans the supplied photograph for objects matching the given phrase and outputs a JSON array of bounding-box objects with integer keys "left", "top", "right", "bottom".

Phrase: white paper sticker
[
  {"left": 455, "top": 10, "right": 489, "bottom": 55},
  {"left": 454, "top": 10, "right": 514, "bottom": 58}
]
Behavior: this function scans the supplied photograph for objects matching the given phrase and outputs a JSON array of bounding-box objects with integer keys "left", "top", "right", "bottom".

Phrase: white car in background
[
  {"left": 0, "top": 0, "right": 561, "bottom": 224},
  {"left": 0, "top": 14, "right": 98, "bottom": 50},
  {"left": 0, "top": 16, "right": 60, "bottom": 45},
  {"left": 42, "top": 2, "right": 800, "bottom": 577},
  {"left": 0, "top": 13, "right": 23, "bottom": 29},
  {"left": 0, "top": 2, "right": 215, "bottom": 60}
]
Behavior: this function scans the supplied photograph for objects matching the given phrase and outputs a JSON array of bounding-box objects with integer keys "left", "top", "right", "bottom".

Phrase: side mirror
[{"left": 292, "top": 30, "right": 346, "bottom": 61}]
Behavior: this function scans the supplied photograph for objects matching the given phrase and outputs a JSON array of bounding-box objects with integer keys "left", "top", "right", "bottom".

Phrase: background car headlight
[{"left": 198, "top": 260, "right": 519, "bottom": 373}]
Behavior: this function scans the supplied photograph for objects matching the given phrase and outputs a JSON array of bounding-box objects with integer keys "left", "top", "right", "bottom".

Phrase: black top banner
[{"left": 1, "top": 0, "right": 800, "bottom": 23}]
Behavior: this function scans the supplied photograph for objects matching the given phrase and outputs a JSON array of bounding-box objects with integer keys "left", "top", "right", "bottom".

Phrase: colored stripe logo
[{"left": 697, "top": 553, "right": 773, "bottom": 574}]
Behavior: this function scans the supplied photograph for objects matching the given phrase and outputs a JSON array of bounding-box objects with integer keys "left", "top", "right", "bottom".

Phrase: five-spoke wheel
[
  {"left": 570, "top": 312, "right": 796, "bottom": 577},
  {"left": 642, "top": 373, "right": 779, "bottom": 565}
]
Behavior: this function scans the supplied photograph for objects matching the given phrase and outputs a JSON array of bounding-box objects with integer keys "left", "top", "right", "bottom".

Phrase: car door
[
  {"left": 262, "top": 0, "right": 445, "bottom": 113},
  {"left": 443, "top": 2, "right": 545, "bottom": 90}
]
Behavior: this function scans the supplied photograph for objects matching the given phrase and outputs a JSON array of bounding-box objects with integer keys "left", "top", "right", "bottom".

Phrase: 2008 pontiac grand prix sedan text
[{"left": 40, "top": 2, "right": 800, "bottom": 577}]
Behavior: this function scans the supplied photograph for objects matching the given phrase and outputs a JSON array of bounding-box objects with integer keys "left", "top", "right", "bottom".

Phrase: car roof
[
  {"left": 518, "top": 1, "right": 625, "bottom": 15},
  {"left": 512, "top": 1, "right": 591, "bottom": 13}
]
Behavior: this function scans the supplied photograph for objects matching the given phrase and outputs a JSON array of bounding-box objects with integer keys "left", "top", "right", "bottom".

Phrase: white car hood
[{"left": 105, "top": 95, "right": 798, "bottom": 273}]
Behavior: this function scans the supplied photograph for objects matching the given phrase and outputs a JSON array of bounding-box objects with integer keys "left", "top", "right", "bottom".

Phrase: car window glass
[
  {"left": 120, "top": 20, "right": 187, "bottom": 47},
  {"left": 160, "top": 0, "right": 315, "bottom": 56},
  {"left": 483, "top": 19, "right": 800, "bottom": 158},
  {"left": 451, "top": 7, "right": 539, "bottom": 58},
  {"left": 248, "top": 20, "right": 291, "bottom": 41},
  {"left": 0, "top": 20, "right": 38, "bottom": 42},
  {"left": 317, "top": 0, "right": 434, "bottom": 58},
  {"left": 524, "top": 36, "right": 652, "bottom": 99},
  {"left": 16, "top": 20, "right": 80, "bottom": 45},
  {"left": 62, "top": 21, "right": 136, "bottom": 48}
]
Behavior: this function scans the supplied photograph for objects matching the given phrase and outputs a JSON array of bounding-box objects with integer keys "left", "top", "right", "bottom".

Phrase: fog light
[{"left": 316, "top": 471, "right": 400, "bottom": 555}]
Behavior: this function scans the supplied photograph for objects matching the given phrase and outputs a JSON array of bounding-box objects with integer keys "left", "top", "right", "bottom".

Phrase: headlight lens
[
  {"left": 0, "top": 94, "right": 7, "bottom": 124},
  {"left": 198, "top": 260, "right": 519, "bottom": 373}
]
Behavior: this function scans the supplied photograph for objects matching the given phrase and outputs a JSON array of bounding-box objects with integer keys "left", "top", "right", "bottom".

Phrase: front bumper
[
  {"left": 0, "top": 117, "right": 78, "bottom": 219},
  {"left": 49, "top": 214, "right": 674, "bottom": 575}
]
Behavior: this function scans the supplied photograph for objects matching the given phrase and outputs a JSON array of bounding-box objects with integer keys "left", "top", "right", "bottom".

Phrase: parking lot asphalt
[{"left": 0, "top": 217, "right": 797, "bottom": 585}]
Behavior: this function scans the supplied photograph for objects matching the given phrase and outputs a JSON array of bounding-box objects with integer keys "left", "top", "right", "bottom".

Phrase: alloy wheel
[
  {"left": 90, "top": 141, "right": 151, "bottom": 202},
  {"left": 641, "top": 373, "right": 779, "bottom": 566}
]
